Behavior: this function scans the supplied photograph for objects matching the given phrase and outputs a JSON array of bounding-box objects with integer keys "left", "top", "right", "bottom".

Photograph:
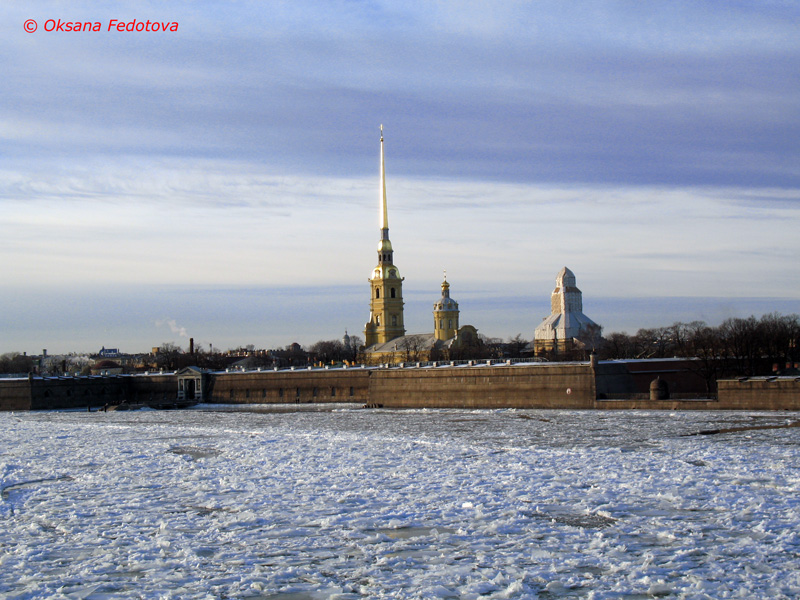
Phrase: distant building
[
  {"left": 90, "top": 359, "right": 123, "bottom": 375},
  {"left": 534, "top": 267, "right": 601, "bottom": 356}
]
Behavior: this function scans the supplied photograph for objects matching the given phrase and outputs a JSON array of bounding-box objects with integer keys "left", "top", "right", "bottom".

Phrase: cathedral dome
[
  {"left": 433, "top": 278, "right": 459, "bottom": 311},
  {"left": 436, "top": 297, "right": 458, "bottom": 310}
]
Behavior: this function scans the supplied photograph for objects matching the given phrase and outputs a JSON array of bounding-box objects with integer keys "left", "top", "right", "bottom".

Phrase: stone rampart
[
  {"left": 208, "top": 368, "right": 370, "bottom": 404},
  {"left": 369, "top": 363, "right": 596, "bottom": 409},
  {"left": 29, "top": 376, "right": 129, "bottom": 410},
  {"left": 125, "top": 373, "right": 180, "bottom": 405},
  {"left": 0, "top": 378, "right": 32, "bottom": 411},
  {"left": 4, "top": 364, "right": 800, "bottom": 411},
  {"left": 0, "top": 373, "right": 178, "bottom": 411},
  {"left": 716, "top": 377, "right": 800, "bottom": 410}
]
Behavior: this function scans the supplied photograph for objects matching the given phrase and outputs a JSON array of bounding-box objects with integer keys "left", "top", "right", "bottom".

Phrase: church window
[
  {"left": 376, "top": 315, "right": 381, "bottom": 326},
  {"left": 439, "top": 319, "right": 443, "bottom": 329},
  {"left": 392, "top": 315, "right": 397, "bottom": 326},
  {"left": 391, "top": 287, "right": 396, "bottom": 298},
  {"left": 448, "top": 319, "right": 453, "bottom": 329},
  {"left": 349, "top": 386, "right": 354, "bottom": 396},
  {"left": 278, "top": 387, "right": 284, "bottom": 398},
  {"left": 376, "top": 288, "right": 380, "bottom": 299},
  {"left": 331, "top": 387, "right": 336, "bottom": 397}
]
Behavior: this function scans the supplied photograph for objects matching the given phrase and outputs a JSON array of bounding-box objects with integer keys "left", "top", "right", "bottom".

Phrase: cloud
[
  {"left": 3, "top": 2, "right": 799, "bottom": 186},
  {"left": 2, "top": 1, "right": 799, "bottom": 353}
]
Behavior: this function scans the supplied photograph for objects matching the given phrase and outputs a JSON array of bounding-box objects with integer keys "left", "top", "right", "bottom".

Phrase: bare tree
[
  {"left": 401, "top": 335, "right": 428, "bottom": 363},
  {"left": 0, "top": 352, "right": 35, "bottom": 374},
  {"left": 507, "top": 334, "right": 528, "bottom": 358},
  {"left": 309, "top": 340, "right": 346, "bottom": 364},
  {"left": 686, "top": 321, "right": 721, "bottom": 395},
  {"left": 345, "top": 334, "right": 364, "bottom": 362},
  {"left": 600, "top": 332, "right": 635, "bottom": 359},
  {"left": 155, "top": 343, "right": 184, "bottom": 371}
]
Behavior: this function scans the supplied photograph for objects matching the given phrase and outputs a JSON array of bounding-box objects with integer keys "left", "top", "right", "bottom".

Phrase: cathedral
[
  {"left": 360, "top": 127, "right": 599, "bottom": 364},
  {"left": 363, "top": 127, "right": 479, "bottom": 364}
]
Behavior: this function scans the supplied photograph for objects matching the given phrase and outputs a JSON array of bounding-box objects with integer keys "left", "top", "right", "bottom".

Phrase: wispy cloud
[{"left": 2, "top": 1, "right": 799, "bottom": 352}]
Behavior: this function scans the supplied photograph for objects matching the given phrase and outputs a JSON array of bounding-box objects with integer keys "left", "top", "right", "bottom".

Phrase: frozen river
[{"left": 2, "top": 406, "right": 799, "bottom": 599}]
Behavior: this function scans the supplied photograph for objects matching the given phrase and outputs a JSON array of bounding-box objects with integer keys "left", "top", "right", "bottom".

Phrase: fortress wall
[
  {"left": 595, "top": 360, "right": 711, "bottom": 398},
  {"left": 0, "top": 374, "right": 178, "bottom": 411},
  {"left": 208, "top": 369, "right": 370, "bottom": 404},
  {"left": 30, "top": 376, "right": 130, "bottom": 410},
  {"left": 126, "top": 374, "right": 179, "bottom": 405},
  {"left": 5, "top": 366, "right": 800, "bottom": 412},
  {"left": 716, "top": 378, "right": 800, "bottom": 410},
  {"left": 369, "top": 363, "right": 596, "bottom": 409},
  {"left": 0, "top": 379, "right": 32, "bottom": 411}
]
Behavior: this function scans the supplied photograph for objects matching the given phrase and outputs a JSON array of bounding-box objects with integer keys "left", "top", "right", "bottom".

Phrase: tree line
[
  {"left": 597, "top": 313, "right": 799, "bottom": 379},
  {"left": 2, "top": 313, "right": 797, "bottom": 380}
]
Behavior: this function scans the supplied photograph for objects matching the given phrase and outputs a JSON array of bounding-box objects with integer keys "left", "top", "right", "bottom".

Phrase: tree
[
  {"left": 401, "top": 335, "right": 429, "bottom": 363},
  {"left": 154, "top": 343, "right": 184, "bottom": 371},
  {"left": 685, "top": 321, "right": 721, "bottom": 395},
  {"left": 0, "top": 352, "right": 35, "bottom": 374},
  {"left": 309, "top": 340, "right": 346, "bottom": 364},
  {"left": 506, "top": 334, "right": 528, "bottom": 358},
  {"left": 718, "top": 316, "right": 760, "bottom": 376},
  {"left": 344, "top": 334, "right": 364, "bottom": 362},
  {"left": 600, "top": 332, "right": 635, "bottom": 359}
]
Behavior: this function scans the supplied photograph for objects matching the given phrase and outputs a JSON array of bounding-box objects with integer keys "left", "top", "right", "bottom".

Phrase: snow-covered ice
[{"left": 1, "top": 406, "right": 799, "bottom": 599}]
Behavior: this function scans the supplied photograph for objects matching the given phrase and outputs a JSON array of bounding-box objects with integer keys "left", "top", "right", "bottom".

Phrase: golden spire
[{"left": 379, "top": 125, "right": 389, "bottom": 234}]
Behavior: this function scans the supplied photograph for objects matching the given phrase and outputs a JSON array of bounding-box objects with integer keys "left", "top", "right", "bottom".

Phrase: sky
[{"left": 2, "top": 0, "right": 799, "bottom": 355}]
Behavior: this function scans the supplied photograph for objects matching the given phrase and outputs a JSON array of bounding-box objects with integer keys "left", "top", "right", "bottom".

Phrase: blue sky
[{"left": 2, "top": 1, "right": 799, "bottom": 354}]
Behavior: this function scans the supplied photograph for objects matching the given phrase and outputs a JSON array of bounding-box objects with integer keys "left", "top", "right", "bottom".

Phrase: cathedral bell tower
[{"left": 364, "top": 126, "right": 405, "bottom": 347}]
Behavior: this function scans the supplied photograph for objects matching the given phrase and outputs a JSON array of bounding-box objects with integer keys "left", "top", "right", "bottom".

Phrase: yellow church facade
[{"left": 363, "top": 127, "right": 479, "bottom": 365}]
